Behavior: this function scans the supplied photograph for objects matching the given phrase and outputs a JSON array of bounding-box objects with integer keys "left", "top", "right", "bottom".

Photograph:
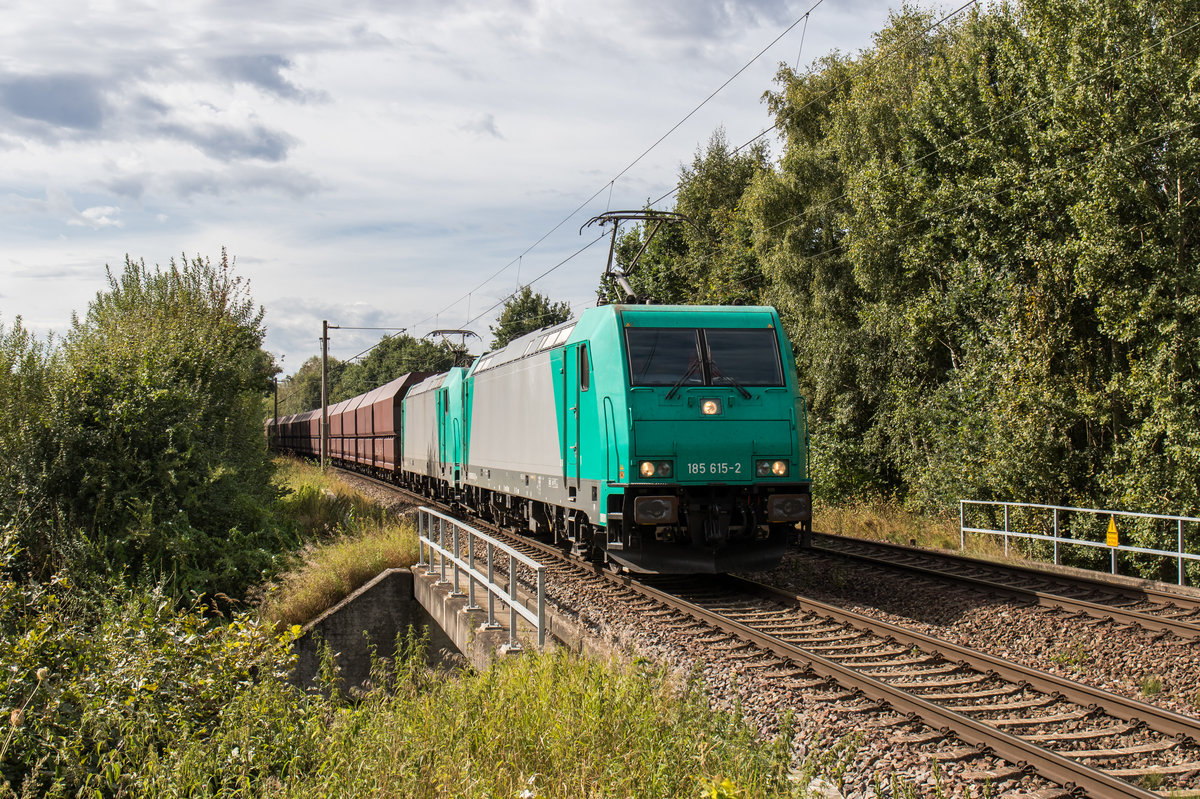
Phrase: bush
[
  {"left": 0, "top": 531, "right": 308, "bottom": 797},
  {"left": 28, "top": 251, "right": 288, "bottom": 598}
]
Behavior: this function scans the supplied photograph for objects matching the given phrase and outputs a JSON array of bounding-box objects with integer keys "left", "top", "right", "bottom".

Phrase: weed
[
  {"left": 1049, "top": 641, "right": 1089, "bottom": 669},
  {"left": 697, "top": 776, "right": 746, "bottom": 798},
  {"left": 260, "top": 458, "right": 419, "bottom": 628},
  {"left": 805, "top": 730, "right": 862, "bottom": 790},
  {"left": 1140, "top": 674, "right": 1163, "bottom": 696},
  {"left": 1140, "top": 771, "right": 1165, "bottom": 790},
  {"left": 816, "top": 499, "right": 967, "bottom": 554}
]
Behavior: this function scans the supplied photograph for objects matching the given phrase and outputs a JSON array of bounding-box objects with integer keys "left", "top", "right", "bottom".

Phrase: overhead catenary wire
[
  {"left": 642, "top": 0, "right": 979, "bottom": 213},
  {"left": 407, "top": 1, "right": 828, "bottom": 336},
  {"left": 461, "top": 233, "right": 609, "bottom": 331}
]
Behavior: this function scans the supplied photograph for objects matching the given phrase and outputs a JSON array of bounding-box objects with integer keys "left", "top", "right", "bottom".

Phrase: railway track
[
  {"left": 630, "top": 573, "right": 1200, "bottom": 798},
  {"left": 335, "top": 468, "right": 1200, "bottom": 796},
  {"left": 810, "top": 533, "right": 1200, "bottom": 640}
]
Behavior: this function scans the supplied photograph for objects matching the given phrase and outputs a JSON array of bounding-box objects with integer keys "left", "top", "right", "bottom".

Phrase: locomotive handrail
[
  {"left": 416, "top": 507, "right": 546, "bottom": 649},
  {"left": 960, "top": 499, "right": 1200, "bottom": 585}
]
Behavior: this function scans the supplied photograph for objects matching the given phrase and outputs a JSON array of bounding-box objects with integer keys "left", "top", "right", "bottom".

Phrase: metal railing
[
  {"left": 960, "top": 500, "right": 1200, "bottom": 585},
  {"left": 416, "top": 507, "right": 546, "bottom": 648}
]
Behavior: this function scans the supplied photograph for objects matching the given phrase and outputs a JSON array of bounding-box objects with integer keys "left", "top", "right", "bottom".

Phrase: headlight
[
  {"left": 639, "top": 460, "right": 673, "bottom": 479},
  {"left": 701, "top": 399, "right": 722, "bottom": 416},
  {"left": 756, "top": 460, "right": 789, "bottom": 477}
]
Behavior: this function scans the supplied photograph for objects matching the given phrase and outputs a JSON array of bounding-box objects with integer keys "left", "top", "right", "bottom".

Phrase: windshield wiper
[
  {"left": 665, "top": 359, "right": 701, "bottom": 399},
  {"left": 709, "top": 361, "right": 752, "bottom": 399}
]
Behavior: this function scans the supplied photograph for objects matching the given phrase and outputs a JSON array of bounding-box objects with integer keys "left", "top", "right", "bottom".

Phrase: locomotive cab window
[
  {"left": 703, "top": 329, "right": 783, "bottom": 386},
  {"left": 625, "top": 327, "right": 783, "bottom": 388},
  {"left": 579, "top": 344, "right": 590, "bottom": 391},
  {"left": 626, "top": 328, "right": 703, "bottom": 386}
]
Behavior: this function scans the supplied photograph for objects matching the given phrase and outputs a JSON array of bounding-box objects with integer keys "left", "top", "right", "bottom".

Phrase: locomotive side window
[
  {"left": 579, "top": 344, "right": 590, "bottom": 391},
  {"left": 702, "top": 329, "right": 783, "bottom": 386},
  {"left": 626, "top": 328, "right": 702, "bottom": 386}
]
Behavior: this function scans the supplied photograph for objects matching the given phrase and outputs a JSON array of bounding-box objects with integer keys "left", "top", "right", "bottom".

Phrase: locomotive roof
[
  {"left": 407, "top": 370, "right": 449, "bottom": 396},
  {"left": 470, "top": 316, "right": 578, "bottom": 375},
  {"left": 468, "top": 304, "right": 782, "bottom": 376}
]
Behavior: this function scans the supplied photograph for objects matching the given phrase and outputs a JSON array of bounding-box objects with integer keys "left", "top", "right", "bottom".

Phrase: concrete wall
[
  {"left": 293, "top": 568, "right": 460, "bottom": 694},
  {"left": 294, "top": 563, "right": 627, "bottom": 694}
]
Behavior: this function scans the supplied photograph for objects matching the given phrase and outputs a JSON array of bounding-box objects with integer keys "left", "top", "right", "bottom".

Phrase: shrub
[
  {"left": 37, "top": 252, "right": 287, "bottom": 598},
  {"left": 0, "top": 530, "right": 309, "bottom": 797}
]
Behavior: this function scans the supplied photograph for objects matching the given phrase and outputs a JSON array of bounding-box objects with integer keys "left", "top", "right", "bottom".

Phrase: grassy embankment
[
  {"left": 10, "top": 457, "right": 914, "bottom": 798},
  {"left": 815, "top": 498, "right": 1011, "bottom": 562},
  {"left": 259, "top": 458, "right": 420, "bottom": 629}
]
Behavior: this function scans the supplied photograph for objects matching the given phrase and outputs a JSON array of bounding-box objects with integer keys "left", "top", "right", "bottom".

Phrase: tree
[
  {"left": 596, "top": 129, "right": 770, "bottom": 306},
  {"left": 45, "top": 251, "right": 287, "bottom": 597},
  {"left": 489, "top": 287, "right": 571, "bottom": 349},
  {"left": 744, "top": 0, "right": 1200, "bottom": 581},
  {"left": 276, "top": 355, "right": 336, "bottom": 416},
  {"left": 334, "top": 334, "right": 458, "bottom": 401}
]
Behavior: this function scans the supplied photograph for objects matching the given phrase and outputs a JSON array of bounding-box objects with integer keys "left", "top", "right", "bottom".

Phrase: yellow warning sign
[{"left": 1106, "top": 516, "right": 1119, "bottom": 547}]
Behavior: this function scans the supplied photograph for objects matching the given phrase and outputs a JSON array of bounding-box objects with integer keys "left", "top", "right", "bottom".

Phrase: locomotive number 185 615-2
[{"left": 686, "top": 462, "right": 742, "bottom": 475}]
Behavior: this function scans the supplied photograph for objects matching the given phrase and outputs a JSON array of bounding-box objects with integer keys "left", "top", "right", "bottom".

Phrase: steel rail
[
  {"left": 809, "top": 536, "right": 1200, "bottom": 640},
  {"left": 327, "top": 466, "right": 1194, "bottom": 794},
  {"left": 814, "top": 532, "right": 1200, "bottom": 612},
  {"left": 717, "top": 573, "right": 1200, "bottom": 743},
  {"left": 625, "top": 574, "right": 1170, "bottom": 799}
]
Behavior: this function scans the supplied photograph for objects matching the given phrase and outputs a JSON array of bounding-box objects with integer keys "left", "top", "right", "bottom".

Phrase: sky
[{"left": 1, "top": 0, "right": 903, "bottom": 376}]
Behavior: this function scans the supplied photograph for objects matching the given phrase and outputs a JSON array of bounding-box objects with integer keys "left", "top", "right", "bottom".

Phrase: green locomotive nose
[
  {"left": 593, "top": 307, "right": 811, "bottom": 572},
  {"left": 625, "top": 324, "right": 799, "bottom": 486}
]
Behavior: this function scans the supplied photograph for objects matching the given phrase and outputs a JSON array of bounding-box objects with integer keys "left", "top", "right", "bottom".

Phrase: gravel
[{"left": 326, "top": 470, "right": 1200, "bottom": 796}]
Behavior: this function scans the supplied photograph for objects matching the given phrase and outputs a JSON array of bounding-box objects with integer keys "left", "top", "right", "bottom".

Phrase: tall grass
[
  {"left": 135, "top": 639, "right": 807, "bottom": 799},
  {"left": 816, "top": 498, "right": 1009, "bottom": 560},
  {"left": 261, "top": 459, "right": 419, "bottom": 629}
]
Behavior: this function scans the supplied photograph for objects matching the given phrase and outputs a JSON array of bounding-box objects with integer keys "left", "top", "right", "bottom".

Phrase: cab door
[
  {"left": 563, "top": 343, "right": 584, "bottom": 490},
  {"left": 437, "top": 387, "right": 449, "bottom": 479}
]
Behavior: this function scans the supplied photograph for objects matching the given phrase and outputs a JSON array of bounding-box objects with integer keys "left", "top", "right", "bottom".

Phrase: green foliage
[
  {"left": 489, "top": 286, "right": 571, "bottom": 349},
  {"left": 0, "top": 318, "right": 60, "bottom": 570},
  {"left": 275, "top": 355, "right": 331, "bottom": 416},
  {"left": 0, "top": 250, "right": 294, "bottom": 597},
  {"left": 0, "top": 531, "right": 309, "bottom": 798},
  {"left": 276, "top": 334, "right": 459, "bottom": 414},
  {"left": 333, "top": 334, "right": 457, "bottom": 401},
  {"left": 599, "top": 129, "right": 770, "bottom": 306},
  {"left": 46, "top": 251, "right": 286, "bottom": 597},
  {"left": 249, "top": 649, "right": 801, "bottom": 798},
  {"left": 1, "top": 527, "right": 808, "bottom": 798}
]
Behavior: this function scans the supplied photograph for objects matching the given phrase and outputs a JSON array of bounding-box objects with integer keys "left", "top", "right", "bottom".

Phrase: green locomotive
[
  {"left": 442, "top": 303, "right": 811, "bottom": 573},
  {"left": 272, "top": 303, "right": 812, "bottom": 573}
]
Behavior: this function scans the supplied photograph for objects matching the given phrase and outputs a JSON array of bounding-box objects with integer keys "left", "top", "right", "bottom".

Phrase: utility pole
[
  {"left": 272, "top": 376, "right": 279, "bottom": 449},
  {"left": 320, "top": 320, "right": 328, "bottom": 471}
]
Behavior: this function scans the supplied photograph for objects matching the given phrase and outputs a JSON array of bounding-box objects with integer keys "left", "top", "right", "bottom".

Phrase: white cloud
[
  {"left": 72, "top": 205, "right": 123, "bottom": 229},
  {"left": 0, "top": 0, "right": 895, "bottom": 373}
]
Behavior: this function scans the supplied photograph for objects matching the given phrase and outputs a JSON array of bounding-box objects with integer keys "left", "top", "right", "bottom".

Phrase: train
[{"left": 267, "top": 303, "right": 812, "bottom": 573}]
